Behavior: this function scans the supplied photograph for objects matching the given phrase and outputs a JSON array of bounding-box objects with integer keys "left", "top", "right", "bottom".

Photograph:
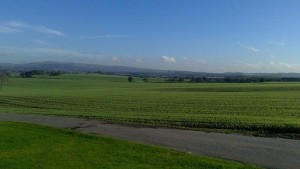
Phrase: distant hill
[
  {"left": 1, "top": 61, "right": 300, "bottom": 78},
  {"left": 0, "top": 61, "right": 152, "bottom": 73},
  {"left": 0, "top": 61, "right": 206, "bottom": 77}
]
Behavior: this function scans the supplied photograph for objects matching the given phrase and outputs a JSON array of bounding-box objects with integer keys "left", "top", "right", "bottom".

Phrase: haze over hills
[
  {"left": 0, "top": 61, "right": 153, "bottom": 73},
  {"left": 0, "top": 61, "right": 207, "bottom": 77},
  {"left": 1, "top": 61, "right": 300, "bottom": 78}
]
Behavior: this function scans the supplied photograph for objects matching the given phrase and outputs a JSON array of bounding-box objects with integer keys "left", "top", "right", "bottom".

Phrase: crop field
[
  {"left": 0, "top": 122, "right": 261, "bottom": 169},
  {"left": 0, "top": 74, "right": 300, "bottom": 135}
]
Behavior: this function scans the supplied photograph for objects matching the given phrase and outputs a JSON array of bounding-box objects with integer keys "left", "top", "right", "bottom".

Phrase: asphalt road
[{"left": 0, "top": 113, "right": 299, "bottom": 169}]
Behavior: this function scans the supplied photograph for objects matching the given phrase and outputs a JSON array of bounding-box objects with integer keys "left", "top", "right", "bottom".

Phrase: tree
[
  {"left": 142, "top": 77, "right": 149, "bottom": 82},
  {"left": 49, "top": 71, "right": 63, "bottom": 76},
  {"left": 0, "top": 73, "right": 9, "bottom": 92},
  {"left": 178, "top": 77, "right": 185, "bottom": 82},
  {"left": 20, "top": 71, "right": 33, "bottom": 78},
  {"left": 128, "top": 76, "right": 133, "bottom": 82}
]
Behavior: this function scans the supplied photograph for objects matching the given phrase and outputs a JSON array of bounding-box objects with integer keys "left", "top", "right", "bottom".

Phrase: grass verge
[{"left": 0, "top": 122, "right": 262, "bottom": 169}]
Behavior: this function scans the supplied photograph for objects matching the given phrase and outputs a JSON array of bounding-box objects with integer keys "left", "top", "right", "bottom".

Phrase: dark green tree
[
  {"left": 142, "top": 77, "right": 149, "bottom": 82},
  {"left": 128, "top": 76, "right": 133, "bottom": 82},
  {"left": 0, "top": 73, "right": 9, "bottom": 92}
]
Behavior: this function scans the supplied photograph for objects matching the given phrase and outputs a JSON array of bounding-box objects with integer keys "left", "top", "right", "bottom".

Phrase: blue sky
[{"left": 0, "top": 0, "right": 300, "bottom": 73}]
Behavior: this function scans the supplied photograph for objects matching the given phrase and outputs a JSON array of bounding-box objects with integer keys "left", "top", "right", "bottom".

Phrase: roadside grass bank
[{"left": 0, "top": 122, "right": 262, "bottom": 169}]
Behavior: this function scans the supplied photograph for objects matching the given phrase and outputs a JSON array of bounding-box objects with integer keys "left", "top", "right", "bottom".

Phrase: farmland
[
  {"left": 0, "top": 74, "right": 300, "bottom": 136},
  {"left": 0, "top": 122, "right": 262, "bottom": 169}
]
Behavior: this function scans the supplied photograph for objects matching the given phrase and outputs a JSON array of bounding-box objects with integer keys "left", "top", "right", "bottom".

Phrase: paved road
[{"left": 0, "top": 113, "right": 299, "bottom": 169}]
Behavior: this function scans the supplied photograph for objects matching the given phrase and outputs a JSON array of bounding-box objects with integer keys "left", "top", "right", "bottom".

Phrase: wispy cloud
[
  {"left": 267, "top": 40, "right": 285, "bottom": 46},
  {"left": 241, "top": 60, "right": 300, "bottom": 72},
  {"left": 34, "top": 39, "right": 52, "bottom": 45},
  {"left": 0, "top": 21, "right": 27, "bottom": 33},
  {"left": 0, "top": 46, "right": 100, "bottom": 62},
  {"left": 34, "top": 26, "right": 64, "bottom": 36},
  {"left": 195, "top": 59, "right": 207, "bottom": 64},
  {"left": 20, "top": 47, "right": 88, "bottom": 56},
  {"left": 0, "top": 26, "right": 21, "bottom": 33},
  {"left": 80, "top": 35, "right": 128, "bottom": 39},
  {"left": 161, "top": 55, "right": 176, "bottom": 63},
  {"left": 238, "top": 42, "right": 260, "bottom": 53},
  {"left": 278, "top": 62, "right": 293, "bottom": 68},
  {"left": 248, "top": 46, "right": 260, "bottom": 52},
  {"left": 5, "top": 21, "right": 28, "bottom": 28},
  {"left": 0, "top": 21, "right": 64, "bottom": 36}
]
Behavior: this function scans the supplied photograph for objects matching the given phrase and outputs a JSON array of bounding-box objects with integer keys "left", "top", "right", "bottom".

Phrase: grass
[
  {"left": 0, "top": 74, "right": 300, "bottom": 137},
  {"left": 0, "top": 122, "right": 262, "bottom": 169}
]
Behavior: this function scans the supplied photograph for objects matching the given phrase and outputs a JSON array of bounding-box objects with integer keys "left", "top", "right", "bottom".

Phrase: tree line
[
  {"left": 20, "top": 70, "right": 65, "bottom": 78},
  {"left": 167, "top": 76, "right": 300, "bottom": 83}
]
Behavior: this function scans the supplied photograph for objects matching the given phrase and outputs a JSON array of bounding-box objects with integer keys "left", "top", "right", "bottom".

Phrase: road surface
[{"left": 0, "top": 113, "right": 299, "bottom": 169}]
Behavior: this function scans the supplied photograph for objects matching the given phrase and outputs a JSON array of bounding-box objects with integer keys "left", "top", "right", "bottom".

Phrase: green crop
[{"left": 1, "top": 74, "right": 300, "bottom": 134}]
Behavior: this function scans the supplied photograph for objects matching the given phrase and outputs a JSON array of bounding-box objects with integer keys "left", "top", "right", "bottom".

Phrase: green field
[
  {"left": 0, "top": 74, "right": 300, "bottom": 135},
  {"left": 0, "top": 122, "right": 261, "bottom": 169}
]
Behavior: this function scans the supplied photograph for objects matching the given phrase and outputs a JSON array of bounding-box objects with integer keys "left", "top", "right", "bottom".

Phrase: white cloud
[
  {"left": 80, "top": 35, "right": 128, "bottom": 39},
  {"left": 278, "top": 62, "right": 293, "bottom": 68},
  {"left": 22, "top": 47, "right": 86, "bottom": 56},
  {"left": 0, "top": 26, "right": 21, "bottom": 33},
  {"left": 34, "top": 26, "right": 64, "bottom": 36},
  {"left": 0, "top": 46, "right": 100, "bottom": 63},
  {"left": 0, "top": 21, "right": 26, "bottom": 33},
  {"left": 34, "top": 39, "right": 52, "bottom": 45},
  {"left": 237, "top": 42, "right": 260, "bottom": 53},
  {"left": 0, "top": 21, "right": 64, "bottom": 36},
  {"left": 5, "top": 21, "right": 28, "bottom": 28},
  {"left": 112, "top": 56, "right": 120, "bottom": 62},
  {"left": 161, "top": 55, "right": 176, "bottom": 63},
  {"left": 135, "top": 58, "right": 142, "bottom": 63},
  {"left": 267, "top": 40, "right": 285, "bottom": 46},
  {"left": 248, "top": 46, "right": 260, "bottom": 52},
  {"left": 245, "top": 63, "right": 262, "bottom": 69},
  {"left": 241, "top": 60, "right": 300, "bottom": 72}
]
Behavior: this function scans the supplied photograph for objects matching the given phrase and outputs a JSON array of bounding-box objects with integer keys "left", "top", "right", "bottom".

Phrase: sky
[{"left": 0, "top": 0, "right": 300, "bottom": 73}]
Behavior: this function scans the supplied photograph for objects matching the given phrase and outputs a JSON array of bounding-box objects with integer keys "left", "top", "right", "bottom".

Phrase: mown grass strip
[{"left": 0, "top": 122, "right": 262, "bottom": 169}]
